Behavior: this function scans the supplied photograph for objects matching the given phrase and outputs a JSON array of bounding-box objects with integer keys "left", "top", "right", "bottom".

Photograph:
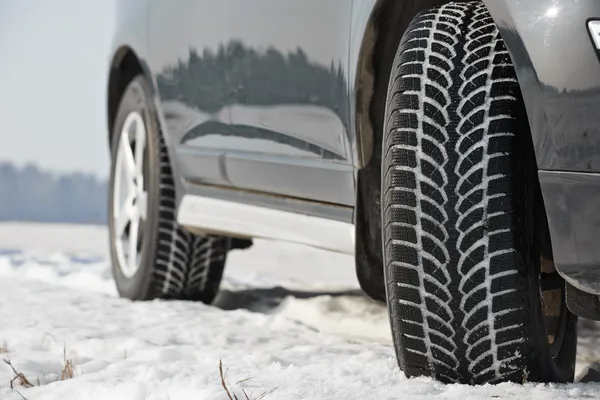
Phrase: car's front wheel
[
  {"left": 381, "top": 2, "right": 577, "bottom": 384},
  {"left": 108, "top": 76, "right": 245, "bottom": 303}
]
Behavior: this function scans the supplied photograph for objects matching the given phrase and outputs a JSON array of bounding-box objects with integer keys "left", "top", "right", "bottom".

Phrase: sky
[{"left": 0, "top": 1, "right": 115, "bottom": 179}]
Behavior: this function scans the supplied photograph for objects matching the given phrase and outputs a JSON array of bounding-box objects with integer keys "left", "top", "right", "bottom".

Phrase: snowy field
[{"left": 0, "top": 223, "right": 599, "bottom": 399}]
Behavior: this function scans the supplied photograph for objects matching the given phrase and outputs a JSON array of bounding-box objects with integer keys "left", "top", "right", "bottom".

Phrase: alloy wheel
[{"left": 112, "top": 111, "right": 148, "bottom": 278}]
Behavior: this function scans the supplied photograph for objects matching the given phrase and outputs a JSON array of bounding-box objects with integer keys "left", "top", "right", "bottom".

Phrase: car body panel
[
  {"left": 108, "top": 2, "right": 150, "bottom": 81},
  {"left": 483, "top": 0, "right": 600, "bottom": 294},
  {"left": 348, "top": 0, "right": 379, "bottom": 169},
  {"left": 181, "top": 182, "right": 353, "bottom": 224},
  {"left": 540, "top": 170, "right": 600, "bottom": 295},
  {"left": 177, "top": 194, "right": 355, "bottom": 254},
  {"left": 110, "top": 0, "right": 600, "bottom": 295},
  {"left": 146, "top": 0, "right": 356, "bottom": 206},
  {"left": 483, "top": 0, "right": 600, "bottom": 172},
  {"left": 107, "top": 1, "right": 152, "bottom": 138}
]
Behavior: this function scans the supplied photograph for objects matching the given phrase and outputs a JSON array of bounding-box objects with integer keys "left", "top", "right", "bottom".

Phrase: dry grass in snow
[
  {"left": 219, "top": 360, "right": 273, "bottom": 400},
  {"left": 3, "top": 344, "right": 77, "bottom": 394}
]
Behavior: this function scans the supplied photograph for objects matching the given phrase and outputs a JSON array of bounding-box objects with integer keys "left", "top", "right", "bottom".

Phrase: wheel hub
[{"left": 113, "top": 111, "right": 148, "bottom": 278}]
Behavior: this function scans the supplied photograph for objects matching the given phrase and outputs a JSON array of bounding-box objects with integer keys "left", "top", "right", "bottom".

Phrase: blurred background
[{"left": 0, "top": 0, "right": 115, "bottom": 224}]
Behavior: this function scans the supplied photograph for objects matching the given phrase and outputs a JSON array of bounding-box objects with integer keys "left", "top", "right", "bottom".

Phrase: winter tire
[
  {"left": 108, "top": 76, "right": 234, "bottom": 303},
  {"left": 381, "top": 2, "right": 577, "bottom": 384}
]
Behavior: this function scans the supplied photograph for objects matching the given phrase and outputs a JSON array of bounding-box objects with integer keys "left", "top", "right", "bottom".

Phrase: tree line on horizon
[{"left": 0, "top": 162, "right": 107, "bottom": 225}]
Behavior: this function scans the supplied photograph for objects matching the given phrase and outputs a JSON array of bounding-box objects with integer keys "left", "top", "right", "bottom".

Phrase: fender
[
  {"left": 349, "top": 0, "right": 450, "bottom": 169},
  {"left": 483, "top": 0, "right": 600, "bottom": 172},
  {"left": 485, "top": 0, "right": 600, "bottom": 296},
  {"left": 349, "top": 0, "right": 600, "bottom": 298},
  {"left": 109, "top": 0, "right": 189, "bottom": 207},
  {"left": 107, "top": 1, "right": 154, "bottom": 142},
  {"left": 351, "top": 0, "right": 600, "bottom": 172},
  {"left": 107, "top": 0, "right": 154, "bottom": 94}
]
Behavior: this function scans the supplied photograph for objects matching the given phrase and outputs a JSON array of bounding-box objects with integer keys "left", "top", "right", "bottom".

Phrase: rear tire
[
  {"left": 381, "top": 2, "right": 577, "bottom": 384},
  {"left": 108, "top": 76, "right": 240, "bottom": 303}
]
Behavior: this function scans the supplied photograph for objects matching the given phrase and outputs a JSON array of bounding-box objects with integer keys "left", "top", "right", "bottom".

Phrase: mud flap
[{"left": 566, "top": 281, "right": 600, "bottom": 321}]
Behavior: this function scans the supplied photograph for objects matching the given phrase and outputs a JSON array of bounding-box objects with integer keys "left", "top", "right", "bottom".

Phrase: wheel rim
[{"left": 113, "top": 111, "right": 148, "bottom": 278}]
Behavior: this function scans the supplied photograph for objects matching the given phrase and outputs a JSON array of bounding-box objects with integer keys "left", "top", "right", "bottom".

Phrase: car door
[
  {"left": 148, "top": 1, "right": 354, "bottom": 206},
  {"left": 217, "top": 1, "right": 355, "bottom": 206},
  {"left": 147, "top": 1, "right": 234, "bottom": 189}
]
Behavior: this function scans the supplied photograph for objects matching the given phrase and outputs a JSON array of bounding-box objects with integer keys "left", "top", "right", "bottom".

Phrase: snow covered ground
[{"left": 0, "top": 223, "right": 599, "bottom": 399}]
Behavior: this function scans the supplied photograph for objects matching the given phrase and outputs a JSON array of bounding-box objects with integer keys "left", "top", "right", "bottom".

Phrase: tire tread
[
  {"left": 381, "top": 1, "right": 566, "bottom": 384},
  {"left": 151, "top": 134, "right": 230, "bottom": 302}
]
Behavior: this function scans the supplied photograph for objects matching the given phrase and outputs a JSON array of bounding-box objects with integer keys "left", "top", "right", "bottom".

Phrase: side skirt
[{"left": 176, "top": 182, "right": 356, "bottom": 255}]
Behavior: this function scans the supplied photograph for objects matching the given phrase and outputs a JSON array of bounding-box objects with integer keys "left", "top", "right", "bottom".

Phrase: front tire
[
  {"left": 381, "top": 2, "right": 576, "bottom": 384},
  {"left": 108, "top": 76, "right": 235, "bottom": 303}
]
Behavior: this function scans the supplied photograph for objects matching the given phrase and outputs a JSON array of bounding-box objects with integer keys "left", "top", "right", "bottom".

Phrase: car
[{"left": 105, "top": 0, "right": 600, "bottom": 385}]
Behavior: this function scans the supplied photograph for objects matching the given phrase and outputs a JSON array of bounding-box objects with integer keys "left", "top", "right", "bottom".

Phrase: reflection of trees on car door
[{"left": 150, "top": 1, "right": 355, "bottom": 205}]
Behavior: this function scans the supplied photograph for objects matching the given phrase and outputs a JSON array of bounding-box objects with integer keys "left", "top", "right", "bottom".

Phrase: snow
[{"left": 0, "top": 223, "right": 599, "bottom": 399}]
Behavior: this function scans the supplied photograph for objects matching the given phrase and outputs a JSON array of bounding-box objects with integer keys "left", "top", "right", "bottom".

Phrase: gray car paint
[
  {"left": 108, "top": 0, "right": 600, "bottom": 296},
  {"left": 146, "top": 0, "right": 356, "bottom": 206},
  {"left": 483, "top": 0, "right": 600, "bottom": 294},
  {"left": 540, "top": 170, "right": 600, "bottom": 295},
  {"left": 483, "top": 0, "right": 600, "bottom": 172}
]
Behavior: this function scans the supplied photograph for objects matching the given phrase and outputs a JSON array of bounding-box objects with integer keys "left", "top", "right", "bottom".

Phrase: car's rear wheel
[
  {"left": 108, "top": 76, "right": 245, "bottom": 303},
  {"left": 381, "top": 2, "right": 577, "bottom": 384}
]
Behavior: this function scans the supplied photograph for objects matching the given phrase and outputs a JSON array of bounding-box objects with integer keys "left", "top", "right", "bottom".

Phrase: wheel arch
[
  {"left": 351, "top": 0, "right": 460, "bottom": 300},
  {"left": 107, "top": 46, "right": 155, "bottom": 148},
  {"left": 480, "top": 0, "right": 546, "bottom": 164},
  {"left": 477, "top": 2, "right": 571, "bottom": 269},
  {"left": 351, "top": 0, "right": 543, "bottom": 171},
  {"left": 351, "top": 0, "right": 459, "bottom": 170},
  {"left": 350, "top": 0, "right": 547, "bottom": 299},
  {"left": 106, "top": 45, "right": 190, "bottom": 231}
]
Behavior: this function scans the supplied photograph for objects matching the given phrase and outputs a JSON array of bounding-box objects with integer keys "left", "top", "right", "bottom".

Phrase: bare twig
[
  {"left": 218, "top": 360, "right": 274, "bottom": 400},
  {"left": 15, "top": 390, "right": 28, "bottom": 400},
  {"left": 235, "top": 376, "right": 254, "bottom": 385},
  {"left": 255, "top": 389, "right": 275, "bottom": 400},
  {"left": 219, "top": 359, "right": 237, "bottom": 400},
  {"left": 242, "top": 389, "right": 251, "bottom": 400},
  {"left": 3, "top": 359, "right": 34, "bottom": 389}
]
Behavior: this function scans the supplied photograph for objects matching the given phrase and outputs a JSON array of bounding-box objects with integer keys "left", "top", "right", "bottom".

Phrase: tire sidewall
[{"left": 108, "top": 76, "right": 161, "bottom": 300}]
